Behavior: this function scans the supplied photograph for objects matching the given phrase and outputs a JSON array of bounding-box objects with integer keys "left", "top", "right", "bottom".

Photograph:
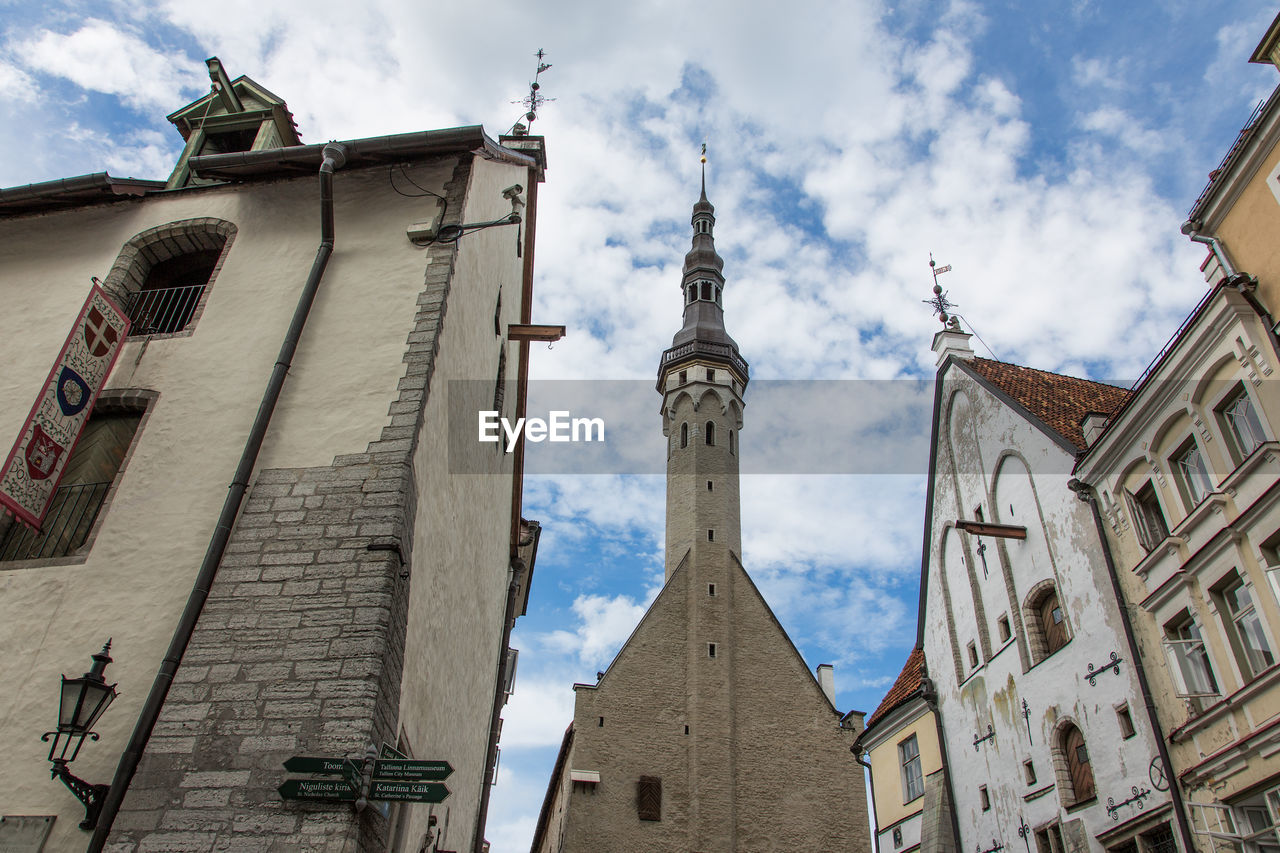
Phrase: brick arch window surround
[
  {"left": 102, "top": 218, "right": 236, "bottom": 337},
  {"left": 1023, "top": 579, "right": 1070, "bottom": 663}
]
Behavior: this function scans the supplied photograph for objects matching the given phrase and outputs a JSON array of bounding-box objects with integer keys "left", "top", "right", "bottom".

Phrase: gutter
[
  {"left": 88, "top": 141, "right": 349, "bottom": 850},
  {"left": 851, "top": 736, "right": 880, "bottom": 851},
  {"left": 189, "top": 126, "right": 534, "bottom": 181},
  {"left": 1066, "top": 480, "right": 1197, "bottom": 853}
]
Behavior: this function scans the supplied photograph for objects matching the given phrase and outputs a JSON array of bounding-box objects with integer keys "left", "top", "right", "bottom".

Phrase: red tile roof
[
  {"left": 867, "top": 646, "right": 924, "bottom": 729},
  {"left": 965, "top": 358, "right": 1130, "bottom": 451}
]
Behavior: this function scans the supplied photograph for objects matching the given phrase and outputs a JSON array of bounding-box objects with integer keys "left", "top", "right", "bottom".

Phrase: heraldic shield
[{"left": 25, "top": 424, "right": 64, "bottom": 481}]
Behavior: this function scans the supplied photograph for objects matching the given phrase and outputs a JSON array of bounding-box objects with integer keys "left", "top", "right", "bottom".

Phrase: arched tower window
[
  {"left": 1054, "top": 721, "right": 1095, "bottom": 805},
  {"left": 102, "top": 219, "right": 235, "bottom": 337},
  {"left": 705, "top": 422, "right": 715, "bottom": 446},
  {"left": 701, "top": 281, "right": 712, "bottom": 301},
  {"left": 681, "top": 423, "right": 688, "bottom": 449}
]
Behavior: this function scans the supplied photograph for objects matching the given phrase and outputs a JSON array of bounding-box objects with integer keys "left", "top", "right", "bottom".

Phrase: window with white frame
[
  {"left": 1215, "top": 572, "right": 1275, "bottom": 681},
  {"left": 1162, "top": 612, "right": 1220, "bottom": 707},
  {"left": 899, "top": 734, "right": 923, "bottom": 802},
  {"left": 1190, "top": 784, "right": 1280, "bottom": 853},
  {"left": 1218, "top": 384, "right": 1267, "bottom": 463},
  {"left": 1173, "top": 437, "right": 1214, "bottom": 509},
  {"left": 1126, "top": 481, "right": 1169, "bottom": 552}
]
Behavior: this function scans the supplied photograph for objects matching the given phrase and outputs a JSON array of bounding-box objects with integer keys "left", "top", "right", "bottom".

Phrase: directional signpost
[
  {"left": 279, "top": 751, "right": 453, "bottom": 804},
  {"left": 279, "top": 756, "right": 360, "bottom": 802},
  {"left": 372, "top": 759, "right": 453, "bottom": 781},
  {"left": 369, "top": 780, "right": 450, "bottom": 803},
  {"left": 278, "top": 778, "right": 357, "bottom": 802}
]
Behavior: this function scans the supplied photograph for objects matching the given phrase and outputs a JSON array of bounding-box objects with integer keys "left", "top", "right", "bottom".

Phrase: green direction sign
[
  {"left": 380, "top": 742, "right": 406, "bottom": 760},
  {"left": 283, "top": 756, "right": 357, "bottom": 775},
  {"left": 278, "top": 778, "right": 357, "bottom": 802},
  {"left": 369, "top": 780, "right": 450, "bottom": 803},
  {"left": 372, "top": 759, "right": 454, "bottom": 781}
]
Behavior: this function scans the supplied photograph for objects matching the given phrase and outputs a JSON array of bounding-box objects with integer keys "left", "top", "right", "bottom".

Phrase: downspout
[
  {"left": 851, "top": 737, "right": 880, "bottom": 852},
  {"left": 1181, "top": 222, "right": 1238, "bottom": 279},
  {"left": 1067, "top": 479, "right": 1197, "bottom": 853},
  {"left": 89, "top": 142, "right": 349, "bottom": 851}
]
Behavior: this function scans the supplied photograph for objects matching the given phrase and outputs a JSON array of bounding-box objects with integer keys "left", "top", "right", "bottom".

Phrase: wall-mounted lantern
[{"left": 41, "top": 641, "right": 117, "bottom": 830}]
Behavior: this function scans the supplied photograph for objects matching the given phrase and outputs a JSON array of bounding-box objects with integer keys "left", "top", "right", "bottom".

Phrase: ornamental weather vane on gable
[
  {"left": 924, "top": 254, "right": 961, "bottom": 330},
  {"left": 510, "top": 49, "right": 555, "bottom": 135}
]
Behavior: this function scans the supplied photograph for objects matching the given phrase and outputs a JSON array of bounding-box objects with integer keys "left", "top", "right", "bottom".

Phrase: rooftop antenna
[
  {"left": 510, "top": 49, "right": 555, "bottom": 136},
  {"left": 922, "top": 255, "right": 1001, "bottom": 359}
]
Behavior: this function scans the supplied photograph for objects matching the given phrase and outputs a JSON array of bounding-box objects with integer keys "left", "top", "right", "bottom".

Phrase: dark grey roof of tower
[{"left": 671, "top": 185, "right": 739, "bottom": 351}]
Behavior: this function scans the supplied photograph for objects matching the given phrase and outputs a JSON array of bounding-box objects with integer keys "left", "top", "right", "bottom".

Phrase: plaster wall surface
[
  {"left": 1211, "top": 121, "right": 1280, "bottom": 313},
  {"left": 395, "top": 154, "right": 528, "bottom": 852},
  {"left": 1074, "top": 289, "right": 1280, "bottom": 832},
  {"left": 865, "top": 704, "right": 941, "bottom": 832},
  {"left": 923, "top": 367, "right": 1172, "bottom": 853},
  {"left": 0, "top": 150, "right": 533, "bottom": 851}
]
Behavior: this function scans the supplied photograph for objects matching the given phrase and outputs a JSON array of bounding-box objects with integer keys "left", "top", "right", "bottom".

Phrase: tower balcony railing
[
  {"left": 659, "top": 340, "right": 750, "bottom": 381},
  {"left": 0, "top": 482, "right": 110, "bottom": 561},
  {"left": 125, "top": 283, "right": 206, "bottom": 336}
]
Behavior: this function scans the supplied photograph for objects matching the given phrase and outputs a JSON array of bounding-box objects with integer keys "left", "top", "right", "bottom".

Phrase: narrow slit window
[
  {"left": 1116, "top": 704, "right": 1135, "bottom": 739},
  {"left": 708, "top": 643, "right": 717, "bottom": 658},
  {"left": 708, "top": 529, "right": 714, "bottom": 541},
  {"left": 708, "top": 584, "right": 716, "bottom": 596},
  {"left": 680, "top": 423, "right": 688, "bottom": 449},
  {"left": 705, "top": 421, "right": 716, "bottom": 446}
]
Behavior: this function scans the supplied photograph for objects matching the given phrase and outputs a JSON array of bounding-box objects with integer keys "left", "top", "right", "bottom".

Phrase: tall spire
[
  {"left": 667, "top": 155, "right": 740, "bottom": 355},
  {"left": 657, "top": 166, "right": 749, "bottom": 577}
]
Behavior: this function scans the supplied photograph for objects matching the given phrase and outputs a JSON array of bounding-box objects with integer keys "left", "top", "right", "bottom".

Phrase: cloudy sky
[{"left": 3, "top": 0, "right": 1278, "bottom": 848}]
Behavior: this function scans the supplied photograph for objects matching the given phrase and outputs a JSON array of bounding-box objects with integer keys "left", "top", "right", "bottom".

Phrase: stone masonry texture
[{"left": 106, "top": 158, "right": 472, "bottom": 853}]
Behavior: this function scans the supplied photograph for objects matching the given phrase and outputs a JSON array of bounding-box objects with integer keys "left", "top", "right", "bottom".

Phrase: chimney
[
  {"left": 932, "top": 324, "right": 975, "bottom": 367},
  {"left": 816, "top": 664, "right": 835, "bottom": 705},
  {"left": 1081, "top": 412, "right": 1109, "bottom": 447}
]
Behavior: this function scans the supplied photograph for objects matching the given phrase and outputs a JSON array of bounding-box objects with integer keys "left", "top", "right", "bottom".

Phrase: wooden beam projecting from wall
[
  {"left": 508, "top": 324, "right": 566, "bottom": 342},
  {"left": 955, "top": 520, "right": 1027, "bottom": 540}
]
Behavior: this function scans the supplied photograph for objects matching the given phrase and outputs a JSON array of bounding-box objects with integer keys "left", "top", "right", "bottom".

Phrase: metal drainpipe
[
  {"left": 89, "top": 142, "right": 349, "bottom": 851},
  {"left": 1066, "top": 479, "right": 1197, "bottom": 853},
  {"left": 1181, "top": 222, "right": 1239, "bottom": 280},
  {"left": 851, "top": 738, "right": 880, "bottom": 852}
]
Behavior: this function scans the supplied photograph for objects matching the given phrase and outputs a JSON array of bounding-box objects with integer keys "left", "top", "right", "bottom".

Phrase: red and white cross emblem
[{"left": 83, "top": 307, "right": 118, "bottom": 357}]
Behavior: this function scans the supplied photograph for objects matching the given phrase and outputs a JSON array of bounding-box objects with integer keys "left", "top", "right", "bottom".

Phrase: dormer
[{"left": 166, "top": 58, "right": 302, "bottom": 188}]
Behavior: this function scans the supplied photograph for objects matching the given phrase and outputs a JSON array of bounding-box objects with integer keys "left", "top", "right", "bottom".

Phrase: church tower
[
  {"left": 530, "top": 174, "right": 871, "bottom": 853},
  {"left": 659, "top": 173, "right": 747, "bottom": 576}
]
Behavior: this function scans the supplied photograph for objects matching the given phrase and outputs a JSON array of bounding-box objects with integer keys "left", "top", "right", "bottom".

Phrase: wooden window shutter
[{"left": 637, "top": 775, "right": 661, "bottom": 821}]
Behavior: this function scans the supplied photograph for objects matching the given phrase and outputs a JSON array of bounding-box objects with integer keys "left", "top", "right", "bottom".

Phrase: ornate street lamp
[{"left": 41, "top": 641, "right": 117, "bottom": 830}]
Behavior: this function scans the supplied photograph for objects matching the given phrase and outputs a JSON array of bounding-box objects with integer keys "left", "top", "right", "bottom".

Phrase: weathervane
[
  {"left": 924, "top": 254, "right": 960, "bottom": 329},
  {"left": 510, "top": 49, "right": 555, "bottom": 135}
]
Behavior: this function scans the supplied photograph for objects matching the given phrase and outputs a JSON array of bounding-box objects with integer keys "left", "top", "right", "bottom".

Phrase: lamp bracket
[{"left": 50, "top": 759, "right": 110, "bottom": 830}]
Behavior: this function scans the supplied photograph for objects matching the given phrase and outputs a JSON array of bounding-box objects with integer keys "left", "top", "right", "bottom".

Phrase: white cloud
[
  {"left": 11, "top": 19, "right": 206, "bottom": 111},
  {"left": 539, "top": 592, "right": 653, "bottom": 666},
  {"left": 0, "top": 61, "right": 37, "bottom": 103}
]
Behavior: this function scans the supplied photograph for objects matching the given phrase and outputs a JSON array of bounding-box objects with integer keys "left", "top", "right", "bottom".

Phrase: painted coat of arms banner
[{"left": 0, "top": 285, "right": 130, "bottom": 529}]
